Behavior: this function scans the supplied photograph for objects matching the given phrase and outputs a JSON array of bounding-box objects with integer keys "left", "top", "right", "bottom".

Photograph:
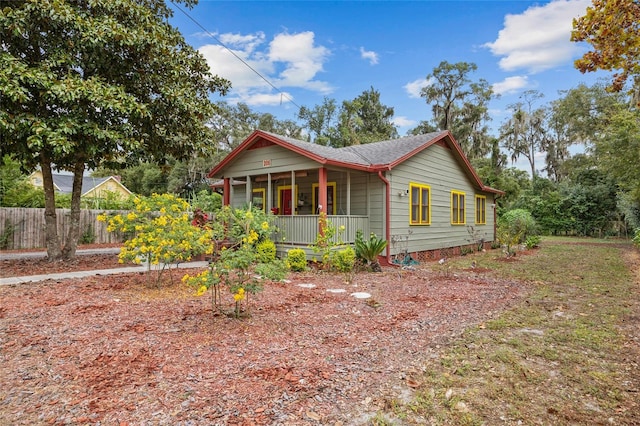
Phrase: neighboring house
[
  {"left": 29, "top": 171, "right": 132, "bottom": 204},
  {"left": 208, "top": 130, "right": 503, "bottom": 263}
]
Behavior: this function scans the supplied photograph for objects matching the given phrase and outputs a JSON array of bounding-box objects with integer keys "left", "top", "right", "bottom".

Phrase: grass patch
[{"left": 381, "top": 237, "right": 639, "bottom": 425}]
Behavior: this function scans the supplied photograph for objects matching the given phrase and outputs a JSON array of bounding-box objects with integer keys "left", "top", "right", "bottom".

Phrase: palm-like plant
[{"left": 354, "top": 231, "right": 388, "bottom": 272}]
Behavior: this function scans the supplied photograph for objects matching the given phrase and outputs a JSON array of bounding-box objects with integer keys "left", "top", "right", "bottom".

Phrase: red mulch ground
[{"left": 0, "top": 249, "right": 527, "bottom": 425}]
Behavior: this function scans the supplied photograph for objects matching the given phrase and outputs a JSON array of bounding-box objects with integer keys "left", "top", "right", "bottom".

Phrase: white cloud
[
  {"left": 198, "top": 30, "right": 333, "bottom": 105},
  {"left": 232, "top": 91, "right": 295, "bottom": 107},
  {"left": 360, "top": 47, "right": 379, "bottom": 65},
  {"left": 392, "top": 116, "right": 417, "bottom": 128},
  {"left": 219, "top": 32, "right": 266, "bottom": 54},
  {"left": 268, "top": 32, "right": 332, "bottom": 92},
  {"left": 484, "top": 0, "right": 591, "bottom": 73},
  {"left": 492, "top": 76, "right": 530, "bottom": 95},
  {"left": 404, "top": 78, "right": 431, "bottom": 99},
  {"left": 199, "top": 43, "right": 273, "bottom": 92}
]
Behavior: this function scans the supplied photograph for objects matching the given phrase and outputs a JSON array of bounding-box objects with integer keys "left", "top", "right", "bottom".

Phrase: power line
[{"left": 170, "top": 1, "right": 302, "bottom": 111}]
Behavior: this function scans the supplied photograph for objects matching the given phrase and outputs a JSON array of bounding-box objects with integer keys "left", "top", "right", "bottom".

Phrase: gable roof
[
  {"left": 209, "top": 130, "right": 503, "bottom": 194},
  {"left": 51, "top": 174, "right": 130, "bottom": 196}
]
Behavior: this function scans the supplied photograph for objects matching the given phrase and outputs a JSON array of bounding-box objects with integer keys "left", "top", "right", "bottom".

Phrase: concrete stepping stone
[
  {"left": 350, "top": 292, "right": 372, "bottom": 299},
  {"left": 297, "top": 283, "right": 316, "bottom": 288}
]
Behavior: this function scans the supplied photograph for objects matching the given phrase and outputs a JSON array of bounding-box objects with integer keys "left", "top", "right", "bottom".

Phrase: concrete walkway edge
[{"left": 0, "top": 261, "right": 209, "bottom": 286}]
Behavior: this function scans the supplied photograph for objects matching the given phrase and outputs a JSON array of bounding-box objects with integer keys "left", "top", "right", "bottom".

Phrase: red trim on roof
[
  {"left": 208, "top": 130, "right": 374, "bottom": 178},
  {"left": 207, "top": 130, "right": 503, "bottom": 195},
  {"left": 248, "top": 139, "right": 274, "bottom": 150}
]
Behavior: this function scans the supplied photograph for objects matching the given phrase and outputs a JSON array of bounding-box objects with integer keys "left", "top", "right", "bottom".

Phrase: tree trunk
[
  {"left": 40, "top": 155, "right": 62, "bottom": 261},
  {"left": 61, "top": 161, "right": 85, "bottom": 260}
]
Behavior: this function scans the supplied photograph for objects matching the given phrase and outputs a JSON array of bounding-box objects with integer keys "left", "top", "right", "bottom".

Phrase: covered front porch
[
  {"left": 270, "top": 214, "right": 369, "bottom": 258},
  {"left": 216, "top": 166, "right": 377, "bottom": 257}
]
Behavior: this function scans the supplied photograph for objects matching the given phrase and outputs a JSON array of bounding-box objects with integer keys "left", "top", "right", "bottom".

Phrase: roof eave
[
  {"left": 481, "top": 186, "right": 505, "bottom": 195},
  {"left": 385, "top": 130, "right": 499, "bottom": 193},
  {"left": 386, "top": 131, "right": 449, "bottom": 170},
  {"left": 208, "top": 130, "right": 374, "bottom": 177}
]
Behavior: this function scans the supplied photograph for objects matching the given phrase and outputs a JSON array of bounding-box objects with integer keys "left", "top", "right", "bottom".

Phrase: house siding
[
  {"left": 368, "top": 175, "right": 385, "bottom": 240},
  {"left": 388, "top": 143, "right": 495, "bottom": 255},
  {"left": 209, "top": 131, "right": 502, "bottom": 260},
  {"left": 222, "top": 144, "right": 320, "bottom": 177},
  {"left": 226, "top": 167, "right": 374, "bottom": 220}
]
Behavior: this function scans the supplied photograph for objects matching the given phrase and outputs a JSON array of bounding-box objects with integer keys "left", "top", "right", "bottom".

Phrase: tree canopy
[
  {"left": 336, "top": 87, "right": 398, "bottom": 146},
  {"left": 0, "top": 0, "right": 230, "bottom": 259},
  {"left": 298, "top": 88, "right": 397, "bottom": 147},
  {"left": 416, "top": 61, "right": 494, "bottom": 159},
  {"left": 499, "top": 90, "right": 547, "bottom": 179},
  {"left": 571, "top": 0, "right": 640, "bottom": 94}
]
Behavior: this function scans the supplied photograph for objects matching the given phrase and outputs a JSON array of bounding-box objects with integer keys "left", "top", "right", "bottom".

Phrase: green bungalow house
[{"left": 208, "top": 130, "right": 503, "bottom": 263}]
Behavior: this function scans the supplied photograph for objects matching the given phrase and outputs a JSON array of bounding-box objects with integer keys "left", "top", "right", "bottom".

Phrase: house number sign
[{"left": 262, "top": 159, "right": 271, "bottom": 167}]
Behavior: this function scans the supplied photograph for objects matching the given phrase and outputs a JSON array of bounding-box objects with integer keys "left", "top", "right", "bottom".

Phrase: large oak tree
[
  {"left": 416, "top": 61, "right": 494, "bottom": 159},
  {"left": 499, "top": 90, "right": 547, "bottom": 179},
  {"left": 0, "top": 0, "right": 229, "bottom": 260},
  {"left": 337, "top": 87, "right": 398, "bottom": 146}
]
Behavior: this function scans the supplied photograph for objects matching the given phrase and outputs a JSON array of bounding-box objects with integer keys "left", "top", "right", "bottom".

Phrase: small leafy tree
[
  {"left": 309, "top": 213, "right": 347, "bottom": 270},
  {"left": 354, "top": 230, "right": 388, "bottom": 272},
  {"left": 99, "top": 193, "right": 212, "bottom": 285},
  {"left": 183, "top": 206, "right": 287, "bottom": 317},
  {"left": 497, "top": 209, "right": 539, "bottom": 257},
  {"left": 190, "top": 189, "right": 222, "bottom": 213}
]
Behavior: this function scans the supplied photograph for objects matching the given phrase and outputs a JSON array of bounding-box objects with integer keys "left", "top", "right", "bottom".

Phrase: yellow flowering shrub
[{"left": 99, "top": 193, "right": 213, "bottom": 285}]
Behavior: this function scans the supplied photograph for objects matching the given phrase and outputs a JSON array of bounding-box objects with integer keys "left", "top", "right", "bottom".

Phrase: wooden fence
[{"left": 0, "top": 207, "right": 127, "bottom": 250}]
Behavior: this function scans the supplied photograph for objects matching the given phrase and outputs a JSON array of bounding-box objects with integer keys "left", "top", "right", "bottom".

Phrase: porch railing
[{"left": 271, "top": 215, "right": 369, "bottom": 246}]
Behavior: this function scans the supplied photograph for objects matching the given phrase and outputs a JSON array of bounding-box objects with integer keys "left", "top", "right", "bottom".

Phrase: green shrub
[
  {"left": 354, "top": 230, "right": 387, "bottom": 271},
  {"left": 333, "top": 246, "right": 356, "bottom": 273},
  {"left": 255, "top": 239, "right": 276, "bottom": 263},
  {"left": 497, "top": 209, "right": 539, "bottom": 256},
  {"left": 286, "top": 248, "right": 307, "bottom": 272},
  {"left": 498, "top": 209, "right": 538, "bottom": 243},
  {"left": 0, "top": 219, "right": 16, "bottom": 249},
  {"left": 255, "top": 259, "right": 288, "bottom": 282},
  {"left": 460, "top": 246, "right": 474, "bottom": 256},
  {"left": 525, "top": 235, "right": 541, "bottom": 249},
  {"left": 633, "top": 228, "right": 640, "bottom": 248},
  {"left": 80, "top": 225, "right": 96, "bottom": 244}
]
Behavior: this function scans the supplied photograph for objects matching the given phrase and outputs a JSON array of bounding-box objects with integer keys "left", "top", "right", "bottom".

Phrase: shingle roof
[
  {"left": 52, "top": 174, "right": 111, "bottom": 195},
  {"left": 209, "top": 129, "right": 503, "bottom": 194},
  {"left": 258, "top": 130, "right": 446, "bottom": 167},
  {"left": 345, "top": 132, "right": 444, "bottom": 165},
  {"left": 259, "top": 131, "right": 371, "bottom": 166}
]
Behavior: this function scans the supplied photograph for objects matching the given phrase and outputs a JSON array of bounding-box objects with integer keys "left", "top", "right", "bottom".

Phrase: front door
[{"left": 280, "top": 188, "right": 293, "bottom": 215}]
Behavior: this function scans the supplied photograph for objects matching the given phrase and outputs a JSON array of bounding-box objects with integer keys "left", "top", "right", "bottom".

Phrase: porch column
[
  {"left": 267, "top": 173, "right": 272, "bottom": 213},
  {"left": 366, "top": 174, "right": 370, "bottom": 217},
  {"left": 318, "top": 167, "right": 328, "bottom": 235},
  {"left": 291, "top": 171, "right": 296, "bottom": 215},
  {"left": 346, "top": 171, "right": 351, "bottom": 215},
  {"left": 246, "top": 174, "right": 252, "bottom": 205},
  {"left": 223, "top": 178, "right": 230, "bottom": 206},
  {"left": 318, "top": 167, "right": 327, "bottom": 214}
]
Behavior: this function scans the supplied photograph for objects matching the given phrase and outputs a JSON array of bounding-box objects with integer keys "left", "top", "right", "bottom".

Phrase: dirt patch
[{"left": 0, "top": 254, "right": 527, "bottom": 425}]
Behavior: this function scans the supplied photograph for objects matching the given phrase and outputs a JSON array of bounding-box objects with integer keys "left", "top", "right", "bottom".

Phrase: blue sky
[{"left": 169, "top": 0, "right": 606, "bottom": 150}]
